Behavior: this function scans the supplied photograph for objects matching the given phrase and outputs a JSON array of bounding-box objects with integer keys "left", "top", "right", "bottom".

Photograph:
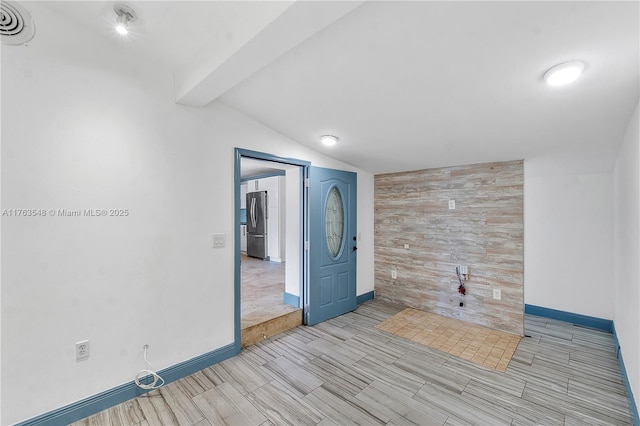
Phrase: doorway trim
[{"left": 234, "top": 148, "right": 310, "bottom": 350}]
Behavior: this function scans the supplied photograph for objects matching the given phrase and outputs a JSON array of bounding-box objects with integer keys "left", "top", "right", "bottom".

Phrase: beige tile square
[{"left": 376, "top": 308, "right": 522, "bottom": 372}]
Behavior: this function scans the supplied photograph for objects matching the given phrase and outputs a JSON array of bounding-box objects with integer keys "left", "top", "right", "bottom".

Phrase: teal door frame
[{"left": 233, "top": 148, "right": 310, "bottom": 350}]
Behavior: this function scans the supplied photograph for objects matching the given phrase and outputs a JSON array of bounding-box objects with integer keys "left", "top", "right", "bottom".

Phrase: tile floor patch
[{"left": 376, "top": 308, "right": 521, "bottom": 372}]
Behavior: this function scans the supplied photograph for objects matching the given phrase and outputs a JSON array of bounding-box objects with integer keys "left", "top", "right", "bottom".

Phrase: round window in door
[{"left": 325, "top": 185, "right": 345, "bottom": 258}]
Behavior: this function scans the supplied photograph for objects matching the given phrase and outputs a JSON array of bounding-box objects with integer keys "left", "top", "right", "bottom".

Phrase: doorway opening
[{"left": 234, "top": 149, "right": 310, "bottom": 348}]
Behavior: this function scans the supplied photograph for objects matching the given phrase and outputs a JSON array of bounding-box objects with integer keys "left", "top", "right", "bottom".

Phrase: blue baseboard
[
  {"left": 17, "top": 343, "right": 239, "bottom": 426},
  {"left": 283, "top": 292, "right": 300, "bottom": 308},
  {"left": 357, "top": 291, "right": 374, "bottom": 305},
  {"left": 524, "top": 304, "right": 613, "bottom": 332},
  {"left": 613, "top": 325, "right": 640, "bottom": 426},
  {"left": 528, "top": 304, "right": 637, "bottom": 424}
]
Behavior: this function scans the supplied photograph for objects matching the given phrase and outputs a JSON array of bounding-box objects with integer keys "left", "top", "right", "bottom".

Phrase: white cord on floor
[{"left": 134, "top": 345, "right": 165, "bottom": 390}]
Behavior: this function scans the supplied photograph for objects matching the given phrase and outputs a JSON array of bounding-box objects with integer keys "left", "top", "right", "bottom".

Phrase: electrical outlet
[
  {"left": 76, "top": 340, "right": 90, "bottom": 361},
  {"left": 493, "top": 289, "right": 501, "bottom": 300},
  {"left": 391, "top": 270, "right": 397, "bottom": 279},
  {"left": 403, "top": 244, "right": 410, "bottom": 249},
  {"left": 449, "top": 200, "right": 456, "bottom": 210}
]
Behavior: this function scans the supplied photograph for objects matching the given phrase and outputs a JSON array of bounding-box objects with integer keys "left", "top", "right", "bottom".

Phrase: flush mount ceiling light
[
  {"left": 544, "top": 61, "right": 585, "bottom": 86},
  {"left": 114, "top": 3, "right": 137, "bottom": 35},
  {"left": 321, "top": 135, "right": 338, "bottom": 146}
]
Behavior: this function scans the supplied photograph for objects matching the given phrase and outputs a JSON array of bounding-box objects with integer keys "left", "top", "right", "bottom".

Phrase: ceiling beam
[{"left": 174, "top": 1, "right": 365, "bottom": 108}]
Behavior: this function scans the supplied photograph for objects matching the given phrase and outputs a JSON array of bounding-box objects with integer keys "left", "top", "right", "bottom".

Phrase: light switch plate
[
  {"left": 212, "top": 233, "right": 225, "bottom": 248},
  {"left": 448, "top": 200, "right": 456, "bottom": 210}
]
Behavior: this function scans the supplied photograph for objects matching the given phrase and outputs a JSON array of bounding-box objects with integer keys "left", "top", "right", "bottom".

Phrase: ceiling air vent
[{"left": 1, "top": 0, "right": 35, "bottom": 46}]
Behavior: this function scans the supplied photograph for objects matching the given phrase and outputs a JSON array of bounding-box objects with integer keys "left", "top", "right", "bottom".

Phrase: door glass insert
[{"left": 325, "top": 186, "right": 344, "bottom": 258}]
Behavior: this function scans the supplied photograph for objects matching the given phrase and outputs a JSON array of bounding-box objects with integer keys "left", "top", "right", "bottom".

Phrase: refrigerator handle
[{"left": 250, "top": 197, "right": 257, "bottom": 228}]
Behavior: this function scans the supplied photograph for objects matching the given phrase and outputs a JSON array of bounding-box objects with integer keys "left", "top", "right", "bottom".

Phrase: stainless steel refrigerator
[{"left": 246, "top": 191, "right": 268, "bottom": 259}]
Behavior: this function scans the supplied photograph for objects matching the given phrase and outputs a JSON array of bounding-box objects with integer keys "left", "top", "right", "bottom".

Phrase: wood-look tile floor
[
  {"left": 241, "top": 254, "right": 298, "bottom": 330},
  {"left": 377, "top": 308, "right": 521, "bottom": 372},
  {"left": 72, "top": 299, "right": 633, "bottom": 426}
]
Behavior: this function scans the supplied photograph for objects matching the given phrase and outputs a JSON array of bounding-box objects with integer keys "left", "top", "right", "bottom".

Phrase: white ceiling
[
  {"left": 39, "top": 1, "right": 639, "bottom": 175},
  {"left": 241, "top": 158, "right": 289, "bottom": 180}
]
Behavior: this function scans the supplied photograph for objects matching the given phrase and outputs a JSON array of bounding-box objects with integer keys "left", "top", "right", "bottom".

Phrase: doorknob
[{"left": 353, "top": 246, "right": 358, "bottom": 251}]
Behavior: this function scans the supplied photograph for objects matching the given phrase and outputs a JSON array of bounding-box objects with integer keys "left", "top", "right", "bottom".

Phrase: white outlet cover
[
  {"left": 493, "top": 289, "right": 501, "bottom": 300},
  {"left": 391, "top": 270, "right": 397, "bottom": 279},
  {"left": 448, "top": 200, "right": 456, "bottom": 210},
  {"left": 76, "top": 340, "right": 90, "bottom": 361}
]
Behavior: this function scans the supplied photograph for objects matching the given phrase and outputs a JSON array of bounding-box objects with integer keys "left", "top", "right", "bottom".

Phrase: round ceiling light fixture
[
  {"left": 544, "top": 61, "right": 585, "bottom": 86},
  {"left": 321, "top": 135, "right": 338, "bottom": 146}
]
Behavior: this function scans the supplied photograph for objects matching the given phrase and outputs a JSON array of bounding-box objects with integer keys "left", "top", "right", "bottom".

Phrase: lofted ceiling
[{"left": 38, "top": 1, "right": 639, "bottom": 175}]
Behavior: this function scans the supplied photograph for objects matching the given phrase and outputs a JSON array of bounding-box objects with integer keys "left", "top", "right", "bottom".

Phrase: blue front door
[{"left": 306, "top": 166, "right": 357, "bottom": 325}]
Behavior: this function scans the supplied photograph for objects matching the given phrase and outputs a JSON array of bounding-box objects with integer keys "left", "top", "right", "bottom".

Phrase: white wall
[
  {"left": 284, "top": 166, "right": 301, "bottom": 297},
  {"left": 0, "top": 4, "right": 374, "bottom": 424},
  {"left": 525, "top": 101, "right": 639, "bottom": 413},
  {"left": 614, "top": 100, "right": 640, "bottom": 412},
  {"left": 356, "top": 172, "right": 375, "bottom": 297},
  {"left": 524, "top": 160, "right": 614, "bottom": 319},
  {"left": 278, "top": 175, "right": 286, "bottom": 262},
  {"left": 262, "top": 176, "right": 282, "bottom": 262}
]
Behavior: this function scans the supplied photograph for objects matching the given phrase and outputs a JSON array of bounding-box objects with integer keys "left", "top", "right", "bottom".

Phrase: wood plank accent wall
[{"left": 374, "top": 160, "right": 524, "bottom": 335}]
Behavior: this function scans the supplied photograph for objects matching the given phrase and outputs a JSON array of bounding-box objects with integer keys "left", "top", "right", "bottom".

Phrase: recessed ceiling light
[
  {"left": 114, "top": 4, "right": 137, "bottom": 36},
  {"left": 115, "top": 19, "right": 128, "bottom": 35},
  {"left": 544, "top": 61, "right": 585, "bottom": 86},
  {"left": 321, "top": 135, "right": 338, "bottom": 146}
]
